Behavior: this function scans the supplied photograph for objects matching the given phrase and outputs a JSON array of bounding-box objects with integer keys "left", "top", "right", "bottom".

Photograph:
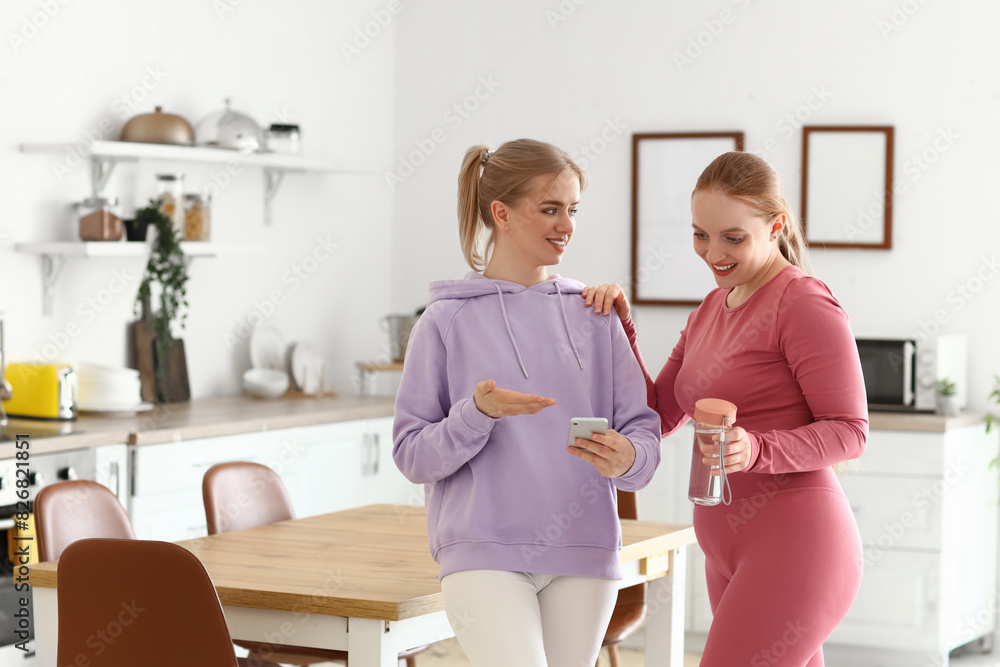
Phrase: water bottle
[{"left": 688, "top": 398, "right": 738, "bottom": 506}]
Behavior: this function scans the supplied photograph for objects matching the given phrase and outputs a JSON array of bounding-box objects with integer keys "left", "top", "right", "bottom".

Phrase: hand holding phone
[{"left": 567, "top": 417, "right": 609, "bottom": 449}]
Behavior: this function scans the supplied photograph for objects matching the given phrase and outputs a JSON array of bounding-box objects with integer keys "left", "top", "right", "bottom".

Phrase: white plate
[
  {"left": 77, "top": 402, "right": 155, "bottom": 414},
  {"left": 250, "top": 326, "right": 285, "bottom": 370},
  {"left": 290, "top": 342, "right": 325, "bottom": 394}
]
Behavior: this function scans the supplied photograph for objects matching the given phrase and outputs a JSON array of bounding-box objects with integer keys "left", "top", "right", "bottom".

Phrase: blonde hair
[
  {"left": 458, "top": 139, "right": 586, "bottom": 272},
  {"left": 694, "top": 151, "right": 811, "bottom": 274}
]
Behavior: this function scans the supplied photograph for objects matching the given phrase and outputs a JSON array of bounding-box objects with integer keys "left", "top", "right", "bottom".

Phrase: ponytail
[{"left": 458, "top": 145, "right": 493, "bottom": 272}]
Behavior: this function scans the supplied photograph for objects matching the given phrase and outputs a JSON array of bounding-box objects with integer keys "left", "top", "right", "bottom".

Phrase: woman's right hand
[
  {"left": 473, "top": 379, "right": 556, "bottom": 418},
  {"left": 581, "top": 283, "right": 631, "bottom": 322}
]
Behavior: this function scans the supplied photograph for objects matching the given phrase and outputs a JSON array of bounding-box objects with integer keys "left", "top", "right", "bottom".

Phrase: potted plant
[
  {"left": 133, "top": 201, "right": 190, "bottom": 403},
  {"left": 935, "top": 376, "right": 960, "bottom": 417}
]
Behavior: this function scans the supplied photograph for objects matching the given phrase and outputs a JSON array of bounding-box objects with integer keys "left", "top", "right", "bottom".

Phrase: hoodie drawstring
[
  {"left": 555, "top": 283, "right": 585, "bottom": 370},
  {"left": 493, "top": 284, "right": 530, "bottom": 378}
]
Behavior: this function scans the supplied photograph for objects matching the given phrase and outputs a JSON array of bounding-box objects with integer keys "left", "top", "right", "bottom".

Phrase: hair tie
[{"left": 481, "top": 149, "right": 492, "bottom": 165}]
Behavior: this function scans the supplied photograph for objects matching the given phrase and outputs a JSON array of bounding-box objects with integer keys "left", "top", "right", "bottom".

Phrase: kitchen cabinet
[
  {"left": 636, "top": 415, "right": 1000, "bottom": 664},
  {"left": 128, "top": 416, "right": 422, "bottom": 542}
]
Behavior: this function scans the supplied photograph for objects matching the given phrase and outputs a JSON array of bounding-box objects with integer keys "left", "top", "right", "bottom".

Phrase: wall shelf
[
  {"left": 19, "top": 141, "right": 379, "bottom": 225},
  {"left": 16, "top": 241, "right": 264, "bottom": 316}
]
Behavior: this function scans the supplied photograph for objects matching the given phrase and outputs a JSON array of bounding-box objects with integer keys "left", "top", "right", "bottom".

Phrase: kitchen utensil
[
  {"left": 195, "top": 98, "right": 264, "bottom": 152},
  {"left": 77, "top": 362, "right": 142, "bottom": 407},
  {"left": 2, "top": 363, "right": 77, "bottom": 420},
  {"left": 290, "top": 342, "right": 324, "bottom": 395},
  {"left": 250, "top": 327, "right": 285, "bottom": 370},
  {"left": 156, "top": 173, "right": 185, "bottom": 235},
  {"left": 158, "top": 337, "right": 191, "bottom": 403},
  {"left": 380, "top": 314, "right": 420, "bottom": 363},
  {"left": 120, "top": 106, "right": 195, "bottom": 146},
  {"left": 243, "top": 368, "right": 289, "bottom": 399},
  {"left": 77, "top": 197, "right": 123, "bottom": 241},
  {"left": 264, "top": 123, "right": 301, "bottom": 154},
  {"left": 77, "top": 401, "right": 154, "bottom": 414},
  {"left": 183, "top": 193, "right": 211, "bottom": 241},
  {"left": 132, "top": 295, "right": 157, "bottom": 403}
]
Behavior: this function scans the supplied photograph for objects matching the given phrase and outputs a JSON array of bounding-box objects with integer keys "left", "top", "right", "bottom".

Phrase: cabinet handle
[{"left": 372, "top": 433, "right": 380, "bottom": 475}]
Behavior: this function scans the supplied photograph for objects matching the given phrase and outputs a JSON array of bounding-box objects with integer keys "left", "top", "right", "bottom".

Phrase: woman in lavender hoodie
[{"left": 392, "top": 139, "right": 661, "bottom": 667}]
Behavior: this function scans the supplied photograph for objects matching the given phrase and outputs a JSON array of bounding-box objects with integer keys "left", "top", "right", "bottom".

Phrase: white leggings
[{"left": 440, "top": 569, "right": 619, "bottom": 667}]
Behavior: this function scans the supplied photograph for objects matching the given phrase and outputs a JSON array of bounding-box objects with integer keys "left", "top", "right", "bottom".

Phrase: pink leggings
[{"left": 696, "top": 487, "right": 862, "bottom": 667}]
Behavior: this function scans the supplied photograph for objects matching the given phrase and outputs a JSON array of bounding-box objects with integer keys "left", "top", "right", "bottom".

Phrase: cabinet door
[
  {"left": 360, "top": 417, "right": 424, "bottom": 508},
  {"left": 828, "top": 550, "right": 940, "bottom": 652},
  {"left": 299, "top": 421, "right": 366, "bottom": 516}
]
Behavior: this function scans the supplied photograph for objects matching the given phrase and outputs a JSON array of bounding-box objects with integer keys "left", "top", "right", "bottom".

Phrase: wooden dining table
[{"left": 28, "top": 504, "right": 696, "bottom": 666}]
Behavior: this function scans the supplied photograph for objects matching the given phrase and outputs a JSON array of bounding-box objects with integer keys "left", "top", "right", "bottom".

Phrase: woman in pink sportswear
[{"left": 585, "top": 151, "right": 867, "bottom": 666}]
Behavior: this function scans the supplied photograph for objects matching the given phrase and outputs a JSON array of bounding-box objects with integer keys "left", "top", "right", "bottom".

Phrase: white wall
[
  {"left": 390, "top": 0, "right": 1000, "bottom": 410},
  {"left": 0, "top": 0, "right": 397, "bottom": 397}
]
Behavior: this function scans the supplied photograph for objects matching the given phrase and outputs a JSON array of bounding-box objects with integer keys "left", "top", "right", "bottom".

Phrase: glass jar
[
  {"left": 155, "top": 173, "right": 185, "bottom": 235},
  {"left": 183, "top": 193, "right": 211, "bottom": 241},
  {"left": 265, "top": 123, "right": 301, "bottom": 154},
  {"left": 76, "top": 197, "right": 123, "bottom": 241}
]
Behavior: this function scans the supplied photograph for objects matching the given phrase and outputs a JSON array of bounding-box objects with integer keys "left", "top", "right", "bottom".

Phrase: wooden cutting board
[{"left": 133, "top": 295, "right": 157, "bottom": 403}]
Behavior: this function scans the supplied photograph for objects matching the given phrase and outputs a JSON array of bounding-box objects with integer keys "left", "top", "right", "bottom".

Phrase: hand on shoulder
[{"left": 581, "top": 283, "right": 631, "bottom": 322}]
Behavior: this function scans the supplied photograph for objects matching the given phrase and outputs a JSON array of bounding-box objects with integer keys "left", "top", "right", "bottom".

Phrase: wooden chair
[
  {"left": 56, "top": 537, "right": 279, "bottom": 667},
  {"left": 34, "top": 480, "right": 136, "bottom": 562},
  {"left": 598, "top": 490, "right": 647, "bottom": 667},
  {"left": 202, "top": 461, "right": 432, "bottom": 666}
]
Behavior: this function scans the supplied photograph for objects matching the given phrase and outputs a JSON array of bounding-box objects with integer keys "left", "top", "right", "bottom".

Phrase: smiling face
[
  {"left": 487, "top": 170, "right": 580, "bottom": 283},
  {"left": 691, "top": 188, "right": 786, "bottom": 295}
]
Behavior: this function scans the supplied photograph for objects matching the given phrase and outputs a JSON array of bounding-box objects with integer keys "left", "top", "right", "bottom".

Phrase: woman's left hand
[
  {"left": 700, "top": 426, "right": 752, "bottom": 475},
  {"left": 567, "top": 429, "right": 636, "bottom": 478}
]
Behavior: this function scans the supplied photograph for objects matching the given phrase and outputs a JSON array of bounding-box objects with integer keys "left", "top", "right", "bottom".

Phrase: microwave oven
[{"left": 855, "top": 335, "right": 967, "bottom": 413}]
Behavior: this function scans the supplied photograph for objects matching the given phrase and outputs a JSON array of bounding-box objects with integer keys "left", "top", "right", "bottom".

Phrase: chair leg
[{"left": 607, "top": 644, "right": 621, "bottom": 667}]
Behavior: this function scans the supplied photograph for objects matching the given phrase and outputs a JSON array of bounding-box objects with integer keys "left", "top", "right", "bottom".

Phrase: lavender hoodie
[{"left": 392, "top": 272, "right": 661, "bottom": 580}]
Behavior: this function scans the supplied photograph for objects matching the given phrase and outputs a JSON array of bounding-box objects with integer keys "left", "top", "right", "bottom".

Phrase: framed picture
[
  {"left": 631, "top": 132, "right": 744, "bottom": 306},
  {"left": 801, "top": 126, "right": 894, "bottom": 249}
]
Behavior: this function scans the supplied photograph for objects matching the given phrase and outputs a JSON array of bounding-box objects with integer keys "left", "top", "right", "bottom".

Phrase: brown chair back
[
  {"left": 202, "top": 461, "right": 295, "bottom": 535},
  {"left": 34, "top": 480, "right": 136, "bottom": 562},
  {"left": 56, "top": 538, "right": 240, "bottom": 667},
  {"left": 603, "top": 490, "right": 647, "bottom": 650}
]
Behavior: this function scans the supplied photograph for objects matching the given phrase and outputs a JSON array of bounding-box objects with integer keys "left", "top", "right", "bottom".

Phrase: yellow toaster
[{"left": 2, "top": 363, "right": 77, "bottom": 420}]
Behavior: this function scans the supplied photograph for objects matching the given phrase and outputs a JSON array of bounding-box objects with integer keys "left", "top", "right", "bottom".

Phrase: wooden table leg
[{"left": 644, "top": 546, "right": 687, "bottom": 666}]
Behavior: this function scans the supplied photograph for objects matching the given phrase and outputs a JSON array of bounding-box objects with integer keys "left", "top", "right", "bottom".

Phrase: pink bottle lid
[{"left": 693, "top": 398, "right": 738, "bottom": 426}]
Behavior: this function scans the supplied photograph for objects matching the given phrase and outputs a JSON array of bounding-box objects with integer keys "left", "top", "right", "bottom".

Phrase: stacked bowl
[{"left": 76, "top": 362, "right": 146, "bottom": 412}]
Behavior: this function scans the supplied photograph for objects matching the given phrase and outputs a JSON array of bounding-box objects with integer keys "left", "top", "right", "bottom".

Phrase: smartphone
[{"left": 567, "top": 417, "right": 609, "bottom": 449}]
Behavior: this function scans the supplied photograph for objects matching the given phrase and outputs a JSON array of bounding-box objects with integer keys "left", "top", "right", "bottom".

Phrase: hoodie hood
[
  {"left": 427, "top": 271, "right": 585, "bottom": 305},
  {"left": 427, "top": 271, "right": 587, "bottom": 378}
]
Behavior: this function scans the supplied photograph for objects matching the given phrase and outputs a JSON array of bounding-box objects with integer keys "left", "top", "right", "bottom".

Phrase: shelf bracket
[
  {"left": 90, "top": 156, "right": 117, "bottom": 197},
  {"left": 263, "top": 168, "right": 286, "bottom": 226},
  {"left": 41, "top": 254, "right": 66, "bottom": 317}
]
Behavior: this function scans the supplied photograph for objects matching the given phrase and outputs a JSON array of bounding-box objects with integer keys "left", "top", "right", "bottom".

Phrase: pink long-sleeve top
[{"left": 624, "top": 265, "right": 868, "bottom": 499}]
